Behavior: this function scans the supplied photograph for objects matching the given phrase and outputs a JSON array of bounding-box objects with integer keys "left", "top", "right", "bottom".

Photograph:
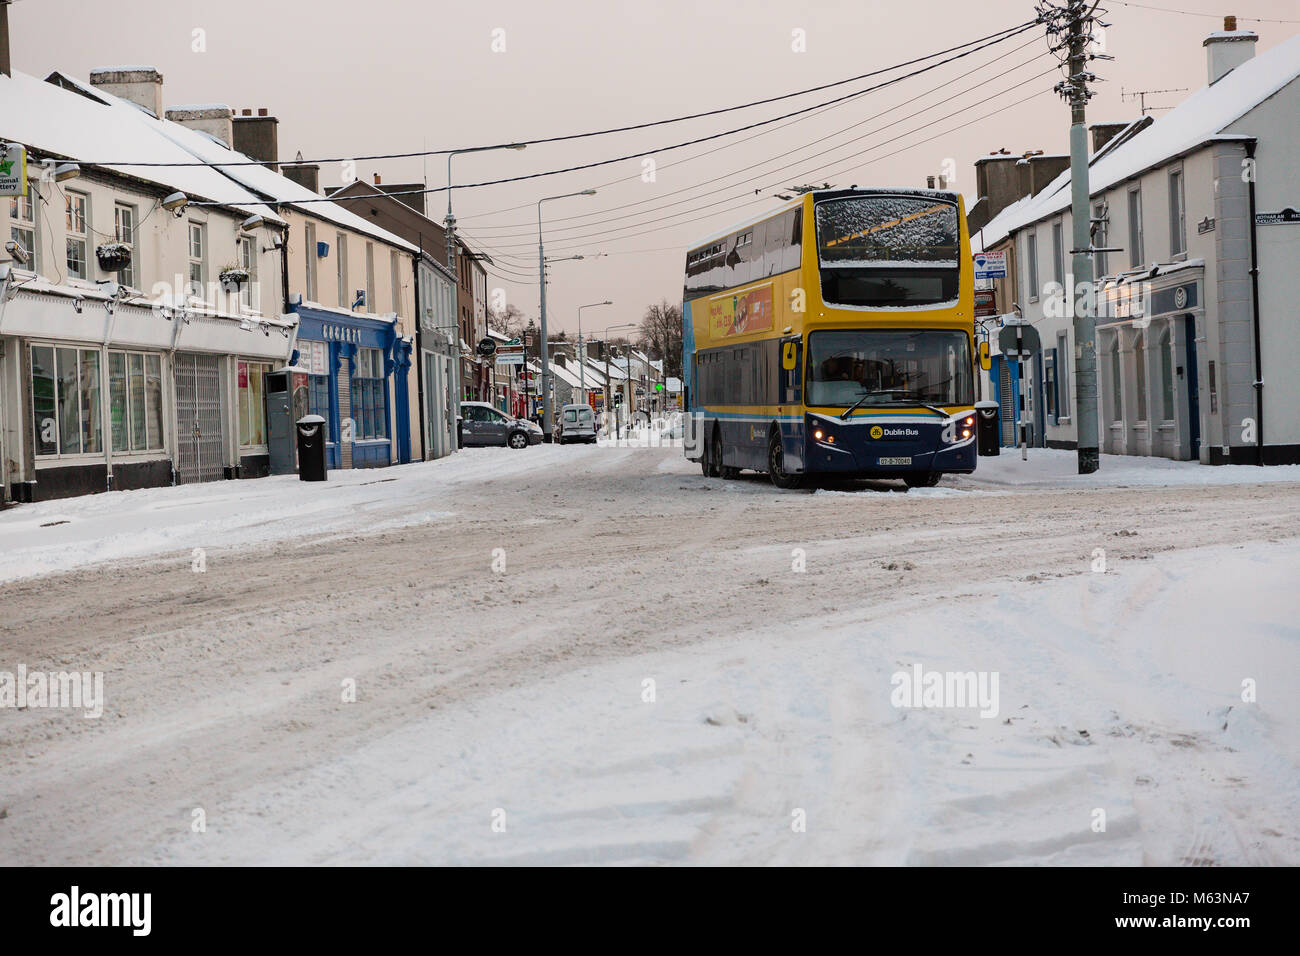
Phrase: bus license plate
[{"left": 878, "top": 456, "right": 912, "bottom": 466}]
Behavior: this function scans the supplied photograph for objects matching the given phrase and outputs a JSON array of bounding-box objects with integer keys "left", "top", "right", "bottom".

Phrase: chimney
[
  {"left": 164, "top": 105, "right": 234, "bottom": 147},
  {"left": 1089, "top": 122, "right": 1129, "bottom": 154},
  {"left": 283, "top": 150, "right": 321, "bottom": 195},
  {"left": 972, "top": 151, "right": 1022, "bottom": 225},
  {"left": 1, "top": 0, "right": 13, "bottom": 78},
  {"left": 233, "top": 108, "right": 279, "bottom": 170},
  {"left": 1204, "top": 16, "right": 1257, "bottom": 84},
  {"left": 373, "top": 173, "right": 382, "bottom": 185},
  {"left": 89, "top": 66, "right": 164, "bottom": 117},
  {"left": 926, "top": 175, "right": 936, "bottom": 189}
]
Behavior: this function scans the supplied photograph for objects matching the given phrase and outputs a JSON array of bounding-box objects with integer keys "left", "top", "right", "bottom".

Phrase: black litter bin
[
  {"left": 296, "top": 414, "right": 328, "bottom": 481},
  {"left": 975, "top": 400, "right": 1000, "bottom": 457}
]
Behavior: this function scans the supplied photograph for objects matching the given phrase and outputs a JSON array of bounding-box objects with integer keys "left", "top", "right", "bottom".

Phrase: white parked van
[{"left": 555, "top": 404, "right": 598, "bottom": 444}]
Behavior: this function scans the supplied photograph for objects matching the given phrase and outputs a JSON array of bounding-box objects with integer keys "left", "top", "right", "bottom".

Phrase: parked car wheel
[{"left": 508, "top": 431, "right": 529, "bottom": 449}]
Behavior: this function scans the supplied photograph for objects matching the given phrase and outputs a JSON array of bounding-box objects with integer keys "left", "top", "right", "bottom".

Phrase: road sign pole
[{"left": 1017, "top": 325, "right": 1028, "bottom": 461}]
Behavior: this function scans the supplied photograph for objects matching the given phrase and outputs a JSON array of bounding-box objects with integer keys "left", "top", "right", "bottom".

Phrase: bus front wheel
[
  {"left": 904, "top": 472, "right": 941, "bottom": 488},
  {"left": 768, "top": 433, "right": 803, "bottom": 490}
]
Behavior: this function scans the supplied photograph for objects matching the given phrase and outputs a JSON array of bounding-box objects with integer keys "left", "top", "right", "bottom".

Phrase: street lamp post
[
  {"left": 537, "top": 189, "right": 597, "bottom": 441},
  {"left": 602, "top": 322, "right": 637, "bottom": 439},
  {"left": 577, "top": 300, "right": 613, "bottom": 406},
  {"left": 445, "top": 143, "right": 525, "bottom": 401}
]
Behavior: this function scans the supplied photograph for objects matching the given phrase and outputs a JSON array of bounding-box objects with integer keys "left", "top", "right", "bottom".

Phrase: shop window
[
  {"left": 31, "top": 345, "right": 102, "bottom": 456},
  {"left": 1159, "top": 327, "right": 1175, "bottom": 421},
  {"left": 1109, "top": 343, "right": 1123, "bottom": 422},
  {"left": 308, "top": 374, "right": 331, "bottom": 425},
  {"left": 1133, "top": 331, "right": 1147, "bottom": 423},
  {"left": 351, "top": 347, "right": 385, "bottom": 440},
  {"left": 1044, "top": 350, "right": 1057, "bottom": 423},
  {"left": 66, "top": 191, "right": 89, "bottom": 280},
  {"left": 238, "top": 361, "right": 270, "bottom": 447},
  {"left": 107, "top": 351, "right": 165, "bottom": 453}
]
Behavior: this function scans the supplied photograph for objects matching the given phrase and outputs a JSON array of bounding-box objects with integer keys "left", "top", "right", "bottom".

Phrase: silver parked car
[
  {"left": 554, "top": 403, "right": 598, "bottom": 444},
  {"left": 458, "top": 402, "right": 541, "bottom": 449}
]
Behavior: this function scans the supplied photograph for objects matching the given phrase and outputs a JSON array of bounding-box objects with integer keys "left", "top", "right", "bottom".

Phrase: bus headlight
[{"left": 813, "top": 427, "right": 835, "bottom": 445}]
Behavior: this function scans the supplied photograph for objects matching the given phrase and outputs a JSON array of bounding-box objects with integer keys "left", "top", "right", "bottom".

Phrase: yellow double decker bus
[{"left": 682, "top": 187, "right": 978, "bottom": 489}]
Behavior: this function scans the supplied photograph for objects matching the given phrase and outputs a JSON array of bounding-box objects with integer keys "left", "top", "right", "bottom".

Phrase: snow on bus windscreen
[{"left": 815, "top": 196, "right": 959, "bottom": 308}]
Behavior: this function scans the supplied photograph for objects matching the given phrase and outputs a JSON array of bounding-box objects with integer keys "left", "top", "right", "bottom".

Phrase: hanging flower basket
[
  {"left": 95, "top": 242, "right": 132, "bottom": 273},
  {"left": 219, "top": 266, "right": 250, "bottom": 294}
]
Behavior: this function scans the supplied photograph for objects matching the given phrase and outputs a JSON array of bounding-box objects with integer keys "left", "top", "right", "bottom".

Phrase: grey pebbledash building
[{"left": 971, "top": 21, "right": 1300, "bottom": 465}]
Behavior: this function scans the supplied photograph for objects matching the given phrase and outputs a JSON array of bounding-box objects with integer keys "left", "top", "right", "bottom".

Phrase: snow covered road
[{"left": 1, "top": 445, "right": 1297, "bottom": 865}]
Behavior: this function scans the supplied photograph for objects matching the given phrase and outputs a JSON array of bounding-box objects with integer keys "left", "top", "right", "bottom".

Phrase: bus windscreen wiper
[{"left": 839, "top": 389, "right": 949, "bottom": 421}]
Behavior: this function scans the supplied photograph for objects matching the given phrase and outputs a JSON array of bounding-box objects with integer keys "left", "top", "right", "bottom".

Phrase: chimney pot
[
  {"left": 374, "top": 173, "right": 382, "bottom": 185},
  {"left": 242, "top": 108, "right": 252, "bottom": 116},
  {"left": 1224, "top": 15, "right": 1237, "bottom": 31},
  {"left": 258, "top": 107, "right": 268, "bottom": 117}
]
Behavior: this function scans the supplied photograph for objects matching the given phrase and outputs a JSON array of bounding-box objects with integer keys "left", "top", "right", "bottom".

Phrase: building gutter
[{"left": 1244, "top": 139, "right": 1264, "bottom": 465}]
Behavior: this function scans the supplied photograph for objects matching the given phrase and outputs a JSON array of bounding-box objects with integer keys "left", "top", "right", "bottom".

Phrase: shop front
[
  {"left": 290, "top": 302, "right": 413, "bottom": 471},
  {"left": 0, "top": 282, "right": 292, "bottom": 502}
]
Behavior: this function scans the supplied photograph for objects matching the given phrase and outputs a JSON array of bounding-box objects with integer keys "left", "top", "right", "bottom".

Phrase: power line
[
  {"left": 465, "top": 65, "right": 1058, "bottom": 252},
  {"left": 182, "top": 22, "right": 1042, "bottom": 208},
  {"left": 467, "top": 34, "right": 1047, "bottom": 233},
  {"left": 75, "top": 20, "right": 1040, "bottom": 170},
  {"left": 1107, "top": 0, "right": 1299, "bottom": 23},
  {"left": 467, "top": 85, "right": 1056, "bottom": 269}
]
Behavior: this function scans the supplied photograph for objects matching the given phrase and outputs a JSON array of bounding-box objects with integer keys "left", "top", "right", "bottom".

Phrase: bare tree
[
  {"left": 487, "top": 303, "right": 530, "bottom": 339},
  {"left": 638, "top": 300, "right": 683, "bottom": 379}
]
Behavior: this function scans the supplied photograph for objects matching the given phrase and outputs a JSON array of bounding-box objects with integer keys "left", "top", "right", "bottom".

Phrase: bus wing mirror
[{"left": 979, "top": 340, "right": 991, "bottom": 371}]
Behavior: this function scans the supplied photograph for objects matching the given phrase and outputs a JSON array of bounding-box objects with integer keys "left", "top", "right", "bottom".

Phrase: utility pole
[{"left": 1041, "top": 0, "right": 1110, "bottom": 474}]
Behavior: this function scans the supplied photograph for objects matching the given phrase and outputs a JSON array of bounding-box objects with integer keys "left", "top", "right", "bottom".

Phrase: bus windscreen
[
  {"left": 806, "top": 329, "right": 973, "bottom": 407},
  {"left": 815, "top": 196, "right": 959, "bottom": 307}
]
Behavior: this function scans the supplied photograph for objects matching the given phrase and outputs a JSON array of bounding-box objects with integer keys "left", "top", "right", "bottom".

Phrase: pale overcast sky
[{"left": 12, "top": 0, "right": 1299, "bottom": 334}]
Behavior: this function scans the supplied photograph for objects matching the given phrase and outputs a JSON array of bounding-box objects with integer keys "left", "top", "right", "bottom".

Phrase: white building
[
  {"left": 977, "top": 24, "right": 1300, "bottom": 465},
  {"left": 1, "top": 68, "right": 293, "bottom": 502}
]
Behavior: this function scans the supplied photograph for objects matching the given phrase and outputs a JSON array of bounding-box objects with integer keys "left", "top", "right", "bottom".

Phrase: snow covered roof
[
  {"left": 295, "top": 300, "right": 397, "bottom": 324},
  {"left": 990, "top": 32, "right": 1300, "bottom": 243},
  {"left": 31, "top": 70, "right": 416, "bottom": 252},
  {"left": 548, "top": 361, "right": 587, "bottom": 389},
  {"left": 0, "top": 70, "right": 280, "bottom": 222}
]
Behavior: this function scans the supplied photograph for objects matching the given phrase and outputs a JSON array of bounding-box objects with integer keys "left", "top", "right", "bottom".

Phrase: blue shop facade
[{"left": 291, "top": 303, "right": 414, "bottom": 470}]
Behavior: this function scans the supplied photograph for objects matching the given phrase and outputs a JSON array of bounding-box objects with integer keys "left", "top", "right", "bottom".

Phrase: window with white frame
[
  {"left": 1051, "top": 220, "right": 1064, "bottom": 287},
  {"left": 187, "top": 221, "right": 206, "bottom": 298},
  {"left": 1168, "top": 168, "right": 1186, "bottom": 257},
  {"left": 238, "top": 234, "right": 258, "bottom": 311},
  {"left": 114, "top": 202, "right": 137, "bottom": 289},
  {"left": 1026, "top": 231, "right": 1039, "bottom": 301},
  {"left": 65, "top": 191, "right": 89, "bottom": 280},
  {"left": 390, "top": 249, "right": 402, "bottom": 314},
  {"left": 336, "top": 231, "right": 348, "bottom": 307},
  {"left": 30, "top": 345, "right": 103, "bottom": 457},
  {"left": 1092, "top": 200, "right": 1108, "bottom": 277},
  {"left": 350, "top": 347, "right": 385, "bottom": 440},
  {"left": 107, "top": 350, "right": 165, "bottom": 453},
  {"left": 305, "top": 221, "right": 317, "bottom": 302},
  {"left": 9, "top": 191, "right": 37, "bottom": 271},
  {"left": 1127, "top": 187, "right": 1144, "bottom": 268},
  {"left": 364, "top": 242, "right": 375, "bottom": 312}
]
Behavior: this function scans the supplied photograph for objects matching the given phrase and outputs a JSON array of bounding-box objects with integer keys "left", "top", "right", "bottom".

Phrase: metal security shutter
[
  {"left": 998, "top": 360, "right": 1015, "bottom": 446},
  {"left": 174, "top": 353, "right": 225, "bottom": 484}
]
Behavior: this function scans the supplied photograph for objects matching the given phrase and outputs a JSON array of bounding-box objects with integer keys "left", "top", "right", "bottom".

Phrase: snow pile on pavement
[
  {"left": 147, "top": 537, "right": 1299, "bottom": 866},
  {"left": 962, "top": 449, "right": 1300, "bottom": 488}
]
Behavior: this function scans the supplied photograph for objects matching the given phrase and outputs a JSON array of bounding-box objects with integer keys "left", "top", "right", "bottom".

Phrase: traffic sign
[
  {"left": 973, "top": 250, "right": 1006, "bottom": 279},
  {"left": 998, "top": 323, "right": 1041, "bottom": 359}
]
